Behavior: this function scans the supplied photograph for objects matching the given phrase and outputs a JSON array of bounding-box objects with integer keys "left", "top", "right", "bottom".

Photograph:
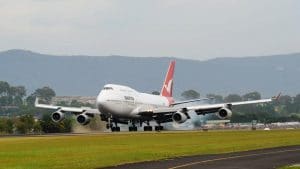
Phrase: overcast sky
[{"left": 0, "top": 0, "right": 299, "bottom": 60}]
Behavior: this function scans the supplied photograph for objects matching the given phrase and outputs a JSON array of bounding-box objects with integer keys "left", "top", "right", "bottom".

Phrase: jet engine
[
  {"left": 172, "top": 112, "right": 188, "bottom": 124},
  {"left": 76, "top": 114, "right": 91, "bottom": 125},
  {"left": 216, "top": 108, "right": 232, "bottom": 119},
  {"left": 51, "top": 110, "right": 65, "bottom": 122}
]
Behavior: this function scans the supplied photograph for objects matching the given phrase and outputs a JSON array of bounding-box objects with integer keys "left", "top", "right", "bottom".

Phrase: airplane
[{"left": 35, "top": 60, "right": 279, "bottom": 132}]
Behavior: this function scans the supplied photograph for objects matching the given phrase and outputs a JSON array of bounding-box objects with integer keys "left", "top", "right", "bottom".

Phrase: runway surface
[{"left": 105, "top": 145, "right": 300, "bottom": 169}]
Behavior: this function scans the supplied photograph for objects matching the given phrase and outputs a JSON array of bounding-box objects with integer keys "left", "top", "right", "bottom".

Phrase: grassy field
[{"left": 0, "top": 130, "right": 300, "bottom": 169}]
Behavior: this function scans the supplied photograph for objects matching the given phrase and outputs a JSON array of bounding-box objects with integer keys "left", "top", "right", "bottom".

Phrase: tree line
[{"left": 0, "top": 81, "right": 72, "bottom": 134}]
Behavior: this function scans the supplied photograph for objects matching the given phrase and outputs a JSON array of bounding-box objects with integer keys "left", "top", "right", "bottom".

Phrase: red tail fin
[{"left": 160, "top": 60, "right": 175, "bottom": 97}]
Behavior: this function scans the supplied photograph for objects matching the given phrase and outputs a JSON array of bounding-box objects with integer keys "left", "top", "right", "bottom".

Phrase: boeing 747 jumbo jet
[{"left": 35, "top": 61, "right": 279, "bottom": 132}]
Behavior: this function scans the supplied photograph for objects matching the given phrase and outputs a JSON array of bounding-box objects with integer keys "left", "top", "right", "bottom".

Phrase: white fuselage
[{"left": 96, "top": 84, "right": 170, "bottom": 119}]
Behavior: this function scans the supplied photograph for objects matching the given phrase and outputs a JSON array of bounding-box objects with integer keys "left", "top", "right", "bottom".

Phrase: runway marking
[{"left": 169, "top": 148, "right": 300, "bottom": 169}]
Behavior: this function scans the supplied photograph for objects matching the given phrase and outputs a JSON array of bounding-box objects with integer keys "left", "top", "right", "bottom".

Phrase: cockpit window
[{"left": 103, "top": 87, "right": 113, "bottom": 90}]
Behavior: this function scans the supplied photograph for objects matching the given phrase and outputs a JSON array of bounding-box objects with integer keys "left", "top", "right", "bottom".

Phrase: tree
[
  {"left": 33, "top": 121, "right": 42, "bottom": 133},
  {"left": 70, "top": 100, "right": 83, "bottom": 107},
  {"left": 15, "top": 114, "right": 35, "bottom": 134},
  {"left": 206, "top": 94, "right": 223, "bottom": 103},
  {"left": 278, "top": 95, "right": 292, "bottom": 105},
  {"left": 27, "top": 86, "right": 56, "bottom": 105},
  {"left": 0, "top": 118, "right": 14, "bottom": 134},
  {"left": 224, "top": 94, "right": 242, "bottom": 102},
  {"left": 0, "top": 82, "right": 26, "bottom": 107},
  {"left": 293, "top": 94, "right": 300, "bottom": 113},
  {"left": 181, "top": 90, "right": 200, "bottom": 100},
  {"left": 5, "top": 119, "right": 14, "bottom": 134},
  {"left": 0, "top": 81, "right": 10, "bottom": 96},
  {"left": 9, "top": 86, "right": 26, "bottom": 98},
  {"left": 242, "top": 91, "right": 261, "bottom": 101},
  {"left": 0, "top": 96, "right": 13, "bottom": 106},
  {"left": 0, "top": 119, "right": 5, "bottom": 133},
  {"left": 152, "top": 91, "right": 160, "bottom": 95},
  {"left": 40, "top": 113, "right": 72, "bottom": 133}
]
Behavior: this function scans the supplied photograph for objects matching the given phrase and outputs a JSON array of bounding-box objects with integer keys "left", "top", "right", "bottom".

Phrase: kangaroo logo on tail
[
  {"left": 161, "top": 61, "right": 175, "bottom": 98},
  {"left": 164, "top": 79, "right": 173, "bottom": 94}
]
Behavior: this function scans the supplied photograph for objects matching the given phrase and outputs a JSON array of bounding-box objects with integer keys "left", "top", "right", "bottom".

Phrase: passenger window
[{"left": 124, "top": 96, "right": 134, "bottom": 101}]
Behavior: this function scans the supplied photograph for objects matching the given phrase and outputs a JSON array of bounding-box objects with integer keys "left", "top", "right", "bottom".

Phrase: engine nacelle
[
  {"left": 172, "top": 112, "right": 188, "bottom": 124},
  {"left": 216, "top": 108, "right": 232, "bottom": 119},
  {"left": 51, "top": 110, "right": 65, "bottom": 122},
  {"left": 76, "top": 114, "right": 91, "bottom": 125}
]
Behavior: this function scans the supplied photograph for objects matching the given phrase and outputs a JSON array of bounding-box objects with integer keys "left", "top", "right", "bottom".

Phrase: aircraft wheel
[
  {"left": 129, "top": 126, "right": 138, "bottom": 131},
  {"left": 155, "top": 126, "right": 163, "bottom": 131},
  {"left": 144, "top": 126, "right": 152, "bottom": 131}
]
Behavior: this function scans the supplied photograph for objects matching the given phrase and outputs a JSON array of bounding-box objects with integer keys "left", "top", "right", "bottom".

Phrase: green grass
[{"left": 0, "top": 130, "right": 300, "bottom": 169}]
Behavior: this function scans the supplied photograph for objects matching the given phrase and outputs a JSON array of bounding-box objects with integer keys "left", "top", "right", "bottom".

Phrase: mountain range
[{"left": 1, "top": 49, "right": 300, "bottom": 97}]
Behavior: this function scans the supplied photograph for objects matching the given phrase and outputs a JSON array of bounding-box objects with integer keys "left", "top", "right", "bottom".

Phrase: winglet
[{"left": 272, "top": 92, "right": 281, "bottom": 101}]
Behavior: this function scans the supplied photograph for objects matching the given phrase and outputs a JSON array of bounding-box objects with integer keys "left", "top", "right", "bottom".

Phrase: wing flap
[{"left": 170, "top": 98, "right": 212, "bottom": 106}]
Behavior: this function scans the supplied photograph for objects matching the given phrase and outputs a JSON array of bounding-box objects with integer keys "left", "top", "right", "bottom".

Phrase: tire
[
  {"left": 144, "top": 126, "right": 152, "bottom": 131},
  {"left": 159, "top": 126, "right": 163, "bottom": 130},
  {"left": 155, "top": 126, "right": 163, "bottom": 131}
]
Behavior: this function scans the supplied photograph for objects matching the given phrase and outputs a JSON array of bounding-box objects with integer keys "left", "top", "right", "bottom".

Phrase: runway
[{"left": 105, "top": 145, "right": 300, "bottom": 169}]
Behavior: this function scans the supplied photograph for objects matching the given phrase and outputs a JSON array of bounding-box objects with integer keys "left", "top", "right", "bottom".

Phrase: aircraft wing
[
  {"left": 186, "top": 98, "right": 273, "bottom": 115},
  {"left": 142, "top": 95, "right": 278, "bottom": 118},
  {"left": 34, "top": 98, "right": 100, "bottom": 115}
]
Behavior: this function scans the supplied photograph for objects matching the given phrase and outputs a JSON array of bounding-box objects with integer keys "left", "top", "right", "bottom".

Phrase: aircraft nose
[{"left": 97, "top": 92, "right": 106, "bottom": 105}]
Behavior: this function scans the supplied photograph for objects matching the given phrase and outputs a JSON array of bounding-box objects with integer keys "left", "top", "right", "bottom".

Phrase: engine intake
[
  {"left": 172, "top": 112, "right": 188, "bottom": 124},
  {"left": 51, "top": 110, "right": 65, "bottom": 122},
  {"left": 216, "top": 108, "right": 232, "bottom": 119},
  {"left": 76, "top": 114, "right": 91, "bottom": 125}
]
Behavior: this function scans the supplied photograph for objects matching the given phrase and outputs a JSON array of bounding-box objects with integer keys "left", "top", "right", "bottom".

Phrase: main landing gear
[
  {"left": 143, "top": 121, "right": 152, "bottom": 131},
  {"left": 129, "top": 120, "right": 138, "bottom": 131},
  {"left": 142, "top": 121, "right": 164, "bottom": 131},
  {"left": 154, "top": 122, "right": 164, "bottom": 131},
  {"left": 107, "top": 118, "right": 121, "bottom": 132},
  {"left": 154, "top": 125, "right": 163, "bottom": 131},
  {"left": 107, "top": 119, "right": 164, "bottom": 132},
  {"left": 111, "top": 126, "right": 120, "bottom": 132},
  {"left": 129, "top": 126, "right": 138, "bottom": 131}
]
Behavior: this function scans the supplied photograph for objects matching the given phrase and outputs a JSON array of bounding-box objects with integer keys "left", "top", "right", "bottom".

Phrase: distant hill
[{"left": 1, "top": 49, "right": 300, "bottom": 97}]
